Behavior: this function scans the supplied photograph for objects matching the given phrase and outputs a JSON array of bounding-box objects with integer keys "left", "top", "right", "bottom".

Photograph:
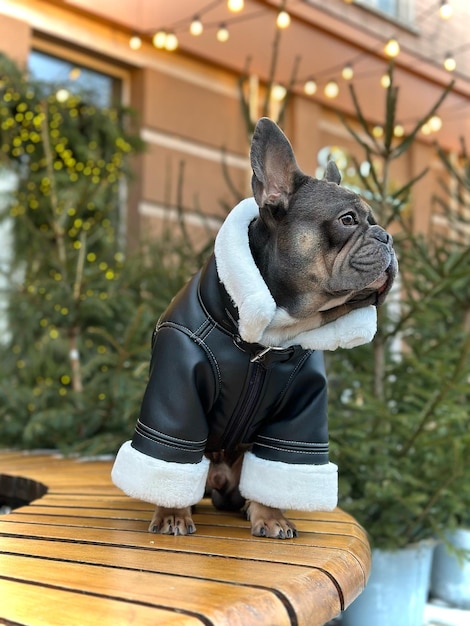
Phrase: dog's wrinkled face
[{"left": 248, "top": 118, "right": 397, "bottom": 333}]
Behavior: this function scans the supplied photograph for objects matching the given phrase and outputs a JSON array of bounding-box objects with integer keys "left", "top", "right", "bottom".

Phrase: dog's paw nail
[
  {"left": 187, "top": 525, "right": 195, "bottom": 534},
  {"left": 286, "top": 529, "right": 293, "bottom": 538},
  {"left": 258, "top": 526, "right": 266, "bottom": 537},
  {"left": 149, "top": 525, "right": 158, "bottom": 534},
  {"left": 293, "top": 528, "right": 298, "bottom": 538},
  {"left": 278, "top": 529, "right": 285, "bottom": 539}
]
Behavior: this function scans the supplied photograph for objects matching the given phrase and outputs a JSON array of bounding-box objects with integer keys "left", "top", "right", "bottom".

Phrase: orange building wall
[{"left": 0, "top": 3, "right": 449, "bottom": 249}]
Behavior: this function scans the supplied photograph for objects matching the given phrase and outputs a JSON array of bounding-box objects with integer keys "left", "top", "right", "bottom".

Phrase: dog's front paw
[
  {"left": 245, "top": 501, "right": 298, "bottom": 539},
  {"left": 148, "top": 506, "right": 196, "bottom": 536}
]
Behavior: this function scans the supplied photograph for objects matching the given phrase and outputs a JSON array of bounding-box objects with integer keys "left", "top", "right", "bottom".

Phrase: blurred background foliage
[{"left": 0, "top": 52, "right": 210, "bottom": 454}]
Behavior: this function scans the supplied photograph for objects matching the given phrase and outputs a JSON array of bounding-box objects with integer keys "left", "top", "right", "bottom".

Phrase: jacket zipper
[{"left": 222, "top": 363, "right": 266, "bottom": 451}]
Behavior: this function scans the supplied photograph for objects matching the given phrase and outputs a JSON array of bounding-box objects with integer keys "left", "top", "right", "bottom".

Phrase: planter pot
[
  {"left": 430, "top": 528, "right": 470, "bottom": 609},
  {"left": 341, "top": 541, "right": 435, "bottom": 626}
]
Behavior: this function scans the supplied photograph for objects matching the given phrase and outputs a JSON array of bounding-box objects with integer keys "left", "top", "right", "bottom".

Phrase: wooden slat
[
  {"left": 0, "top": 579, "right": 204, "bottom": 626},
  {"left": 1, "top": 553, "right": 293, "bottom": 626},
  {"left": 0, "top": 451, "right": 371, "bottom": 625}
]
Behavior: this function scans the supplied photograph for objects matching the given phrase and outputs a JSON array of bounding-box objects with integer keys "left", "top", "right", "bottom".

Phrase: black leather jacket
[{"left": 131, "top": 254, "right": 330, "bottom": 468}]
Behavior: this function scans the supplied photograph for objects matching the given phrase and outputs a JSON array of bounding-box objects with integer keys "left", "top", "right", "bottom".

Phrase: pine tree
[{"left": 0, "top": 53, "right": 192, "bottom": 453}]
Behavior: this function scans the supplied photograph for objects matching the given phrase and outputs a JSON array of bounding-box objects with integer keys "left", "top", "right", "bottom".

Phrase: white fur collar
[{"left": 214, "top": 198, "right": 377, "bottom": 350}]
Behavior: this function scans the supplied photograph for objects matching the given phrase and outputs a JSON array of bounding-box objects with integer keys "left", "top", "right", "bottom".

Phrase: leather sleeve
[{"left": 131, "top": 323, "right": 218, "bottom": 464}]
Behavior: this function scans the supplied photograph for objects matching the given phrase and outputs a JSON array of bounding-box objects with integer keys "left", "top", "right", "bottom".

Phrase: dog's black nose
[{"left": 372, "top": 227, "right": 391, "bottom": 244}]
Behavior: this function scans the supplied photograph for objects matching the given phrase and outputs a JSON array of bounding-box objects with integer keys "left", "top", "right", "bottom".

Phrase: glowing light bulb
[
  {"left": 372, "top": 126, "right": 384, "bottom": 138},
  {"left": 444, "top": 53, "right": 456, "bottom": 71},
  {"left": 153, "top": 30, "right": 167, "bottom": 49},
  {"left": 304, "top": 79, "right": 317, "bottom": 95},
  {"left": 227, "top": 0, "right": 244, "bottom": 12},
  {"left": 277, "top": 10, "right": 291, "bottom": 28},
  {"left": 342, "top": 65, "right": 354, "bottom": 80},
  {"left": 384, "top": 38, "right": 400, "bottom": 58},
  {"left": 393, "top": 125, "right": 404, "bottom": 137},
  {"left": 165, "top": 32, "right": 178, "bottom": 51},
  {"left": 380, "top": 74, "right": 391, "bottom": 88},
  {"left": 129, "top": 35, "right": 142, "bottom": 50},
  {"left": 429, "top": 115, "right": 442, "bottom": 132},
  {"left": 324, "top": 80, "right": 339, "bottom": 98},
  {"left": 190, "top": 17, "right": 203, "bottom": 36},
  {"left": 217, "top": 24, "right": 229, "bottom": 42},
  {"left": 439, "top": 1, "right": 453, "bottom": 19},
  {"left": 271, "top": 84, "right": 287, "bottom": 102}
]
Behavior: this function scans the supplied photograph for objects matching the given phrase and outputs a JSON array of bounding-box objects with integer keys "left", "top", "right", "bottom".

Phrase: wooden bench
[{"left": 0, "top": 451, "right": 370, "bottom": 625}]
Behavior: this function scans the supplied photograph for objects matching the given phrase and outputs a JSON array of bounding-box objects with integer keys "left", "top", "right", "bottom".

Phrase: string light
[
  {"left": 429, "top": 115, "right": 442, "bottom": 131},
  {"left": 394, "top": 125, "right": 404, "bottom": 137},
  {"left": 439, "top": 1, "right": 453, "bottom": 19},
  {"left": 444, "top": 53, "right": 456, "bottom": 71},
  {"left": 153, "top": 30, "right": 167, "bottom": 49},
  {"left": 134, "top": 0, "right": 456, "bottom": 139},
  {"left": 271, "top": 84, "right": 287, "bottom": 101},
  {"left": 384, "top": 38, "right": 400, "bottom": 58},
  {"left": 421, "top": 115, "right": 443, "bottom": 135},
  {"left": 129, "top": 35, "right": 142, "bottom": 50},
  {"left": 277, "top": 10, "right": 291, "bottom": 29},
  {"left": 324, "top": 80, "right": 339, "bottom": 98},
  {"left": 227, "top": 0, "right": 244, "bottom": 12},
  {"left": 341, "top": 64, "right": 354, "bottom": 80},
  {"left": 380, "top": 74, "right": 391, "bottom": 88},
  {"left": 165, "top": 32, "right": 178, "bottom": 51},
  {"left": 304, "top": 78, "right": 317, "bottom": 95},
  {"left": 217, "top": 24, "right": 230, "bottom": 42},
  {"left": 152, "top": 30, "right": 178, "bottom": 51},
  {"left": 190, "top": 16, "right": 203, "bottom": 36},
  {"left": 372, "top": 126, "right": 384, "bottom": 138}
]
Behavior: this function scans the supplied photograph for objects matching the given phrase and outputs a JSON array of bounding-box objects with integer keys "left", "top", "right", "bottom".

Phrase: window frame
[{"left": 30, "top": 36, "right": 131, "bottom": 107}]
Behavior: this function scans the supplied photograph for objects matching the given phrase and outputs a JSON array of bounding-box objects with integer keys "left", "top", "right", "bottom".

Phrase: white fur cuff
[
  {"left": 111, "top": 441, "right": 210, "bottom": 508},
  {"left": 239, "top": 451, "right": 338, "bottom": 511}
]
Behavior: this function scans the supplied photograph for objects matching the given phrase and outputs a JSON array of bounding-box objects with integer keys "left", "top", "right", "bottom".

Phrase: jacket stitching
[
  {"left": 277, "top": 351, "right": 313, "bottom": 400},
  {"left": 135, "top": 429, "right": 207, "bottom": 452},
  {"left": 156, "top": 320, "right": 222, "bottom": 389},
  {"left": 257, "top": 435, "right": 328, "bottom": 447},
  {"left": 136, "top": 419, "right": 206, "bottom": 445},
  {"left": 254, "top": 442, "right": 328, "bottom": 455}
]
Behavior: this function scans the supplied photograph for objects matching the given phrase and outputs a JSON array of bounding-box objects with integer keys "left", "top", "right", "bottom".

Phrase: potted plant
[{"left": 325, "top": 65, "right": 470, "bottom": 626}]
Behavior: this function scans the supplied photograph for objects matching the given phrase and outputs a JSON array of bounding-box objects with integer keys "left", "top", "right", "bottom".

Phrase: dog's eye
[{"left": 340, "top": 213, "right": 357, "bottom": 226}]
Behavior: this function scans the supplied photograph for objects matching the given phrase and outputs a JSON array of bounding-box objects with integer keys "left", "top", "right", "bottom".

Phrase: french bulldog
[{"left": 112, "top": 117, "right": 397, "bottom": 539}]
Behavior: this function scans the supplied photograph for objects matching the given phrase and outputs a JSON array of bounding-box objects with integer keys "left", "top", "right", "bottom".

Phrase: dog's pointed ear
[
  {"left": 250, "top": 117, "right": 301, "bottom": 209},
  {"left": 323, "top": 160, "right": 341, "bottom": 185}
]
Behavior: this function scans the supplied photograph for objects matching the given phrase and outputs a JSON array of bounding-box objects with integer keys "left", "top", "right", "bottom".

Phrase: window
[
  {"left": 357, "top": 0, "right": 414, "bottom": 23},
  {"left": 28, "top": 49, "right": 121, "bottom": 108}
]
